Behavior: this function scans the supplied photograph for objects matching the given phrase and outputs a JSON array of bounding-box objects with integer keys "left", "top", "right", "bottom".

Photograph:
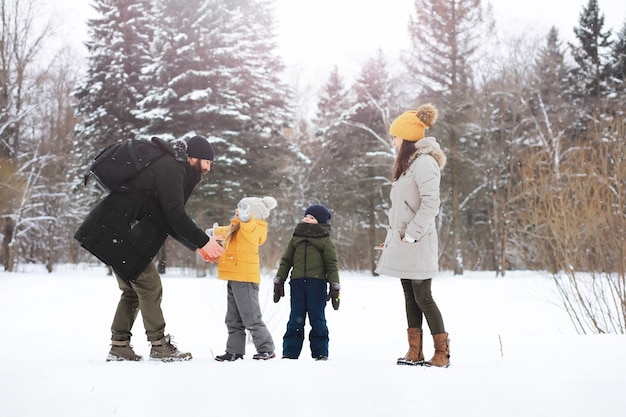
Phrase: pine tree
[
  {"left": 530, "top": 26, "right": 573, "bottom": 167},
  {"left": 135, "top": 0, "right": 241, "bottom": 141},
  {"left": 608, "top": 20, "right": 626, "bottom": 112},
  {"left": 217, "top": 0, "right": 295, "bottom": 199},
  {"left": 311, "top": 67, "right": 355, "bottom": 208},
  {"left": 224, "top": 0, "right": 291, "bottom": 136},
  {"left": 534, "top": 28, "right": 569, "bottom": 111},
  {"left": 73, "top": 0, "right": 153, "bottom": 147},
  {"left": 308, "top": 67, "right": 361, "bottom": 269},
  {"left": 568, "top": 0, "right": 613, "bottom": 107}
]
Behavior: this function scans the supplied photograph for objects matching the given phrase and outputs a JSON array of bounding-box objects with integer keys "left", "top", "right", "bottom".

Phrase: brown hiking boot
[
  {"left": 425, "top": 332, "right": 450, "bottom": 368},
  {"left": 107, "top": 340, "right": 142, "bottom": 362},
  {"left": 149, "top": 334, "right": 192, "bottom": 362},
  {"left": 397, "top": 328, "right": 425, "bottom": 366}
]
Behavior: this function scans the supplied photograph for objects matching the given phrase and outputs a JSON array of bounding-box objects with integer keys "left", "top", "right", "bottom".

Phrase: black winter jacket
[{"left": 74, "top": 137, "right": 210, "bottom": 281}]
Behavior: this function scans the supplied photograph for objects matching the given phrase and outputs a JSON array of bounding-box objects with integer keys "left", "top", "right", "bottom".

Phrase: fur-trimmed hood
[
  {"left": 409, "top": 137, "right": 446, "bottom": 169},
  {"left": 171, "top": 139, "right": 188, "bottom": 162},
  {"left": 151, "top": 136, "right": 188, "bottom": 162}
]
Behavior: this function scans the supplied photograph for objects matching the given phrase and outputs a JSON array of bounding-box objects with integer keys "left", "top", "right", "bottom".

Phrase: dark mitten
[
  {"left": 273, "top": 277, "right": 284, "bottom": 303},
  {"left": 326, "top": 282, "right": 341, "bottom": 310}
]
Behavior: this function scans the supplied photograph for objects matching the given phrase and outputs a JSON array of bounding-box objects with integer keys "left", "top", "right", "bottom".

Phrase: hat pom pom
[
  {"left": 416, "top": 104, "right": 438, "bottom": 127},
  {"left": 262, "top": 196, "right": 277, "bottom": 210}
]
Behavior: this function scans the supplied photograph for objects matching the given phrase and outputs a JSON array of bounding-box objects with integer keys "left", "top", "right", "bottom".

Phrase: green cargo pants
[{"left": 111, "top": 262, "right": 166, "bottom": 342}]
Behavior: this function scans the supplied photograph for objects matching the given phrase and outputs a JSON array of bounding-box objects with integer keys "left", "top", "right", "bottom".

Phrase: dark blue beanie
[
  {"left": 186, "top": 136, "right": 214, "bottom": 160},
  {"left": 304, "top": 204, "right": 331, "bottom": 224}
]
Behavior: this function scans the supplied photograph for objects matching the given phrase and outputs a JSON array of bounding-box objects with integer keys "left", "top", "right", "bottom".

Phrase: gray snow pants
[{"left": 224, "top": 281, "right": 275, "bottom": 355}]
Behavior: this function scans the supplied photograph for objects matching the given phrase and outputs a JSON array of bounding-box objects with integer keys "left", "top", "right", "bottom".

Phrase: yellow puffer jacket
[{"left": 214, "top": 216, "right": 268, "bottom": 284}]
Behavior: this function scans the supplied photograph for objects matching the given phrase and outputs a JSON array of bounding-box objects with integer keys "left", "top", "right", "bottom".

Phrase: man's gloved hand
[
  {"left": 273, "top": 277, "right": 284, "bottom": 303},
  {"left": 238, "top": 202, "right": 250, "bottom": 222},
  {"left": 326, "top": 282, "right": 340, "bottom": 310}
]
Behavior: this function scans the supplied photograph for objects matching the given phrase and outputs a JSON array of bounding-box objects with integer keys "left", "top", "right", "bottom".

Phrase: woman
[{"left": 375, "top": 104, "right": 450, "bottom": 367}]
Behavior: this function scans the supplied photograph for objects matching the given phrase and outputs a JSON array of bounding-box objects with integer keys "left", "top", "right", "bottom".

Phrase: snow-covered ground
[{"left": 0, "top": 265, "right": 624, "bottom": 417}]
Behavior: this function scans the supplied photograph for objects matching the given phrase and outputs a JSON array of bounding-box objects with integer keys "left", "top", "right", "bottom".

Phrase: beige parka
[{"left": 375, "top": 137, "right": 446, "bottom": 280}]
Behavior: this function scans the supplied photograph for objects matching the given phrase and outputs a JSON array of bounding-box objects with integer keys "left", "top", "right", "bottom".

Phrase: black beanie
[
  {"left": 186, "top": 136, "right": 214, "bottom": 161},
  {"left": 304, "top": 204, "right": 331, "bottom": 224}
]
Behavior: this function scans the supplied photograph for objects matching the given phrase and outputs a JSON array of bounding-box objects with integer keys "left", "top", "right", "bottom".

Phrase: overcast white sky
[
  {"left": 273, "top": 0, "right": 626, "bottom": 80},
  {"left": 51, "top": 0, "right": 626, "bottom": 81}
]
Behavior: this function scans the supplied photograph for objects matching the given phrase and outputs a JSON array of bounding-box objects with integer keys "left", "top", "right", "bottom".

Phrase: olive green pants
[
  {"left": 111, "top": 262, "right": 166, "bottom": 342},
  {"left": 401, "top": 278, "right": 445, "bottom": 334}
]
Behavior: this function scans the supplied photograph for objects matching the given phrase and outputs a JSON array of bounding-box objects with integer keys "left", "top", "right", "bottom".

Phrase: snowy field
[{"left": 0, "top": 265, "right": 624, "bottom": 417}]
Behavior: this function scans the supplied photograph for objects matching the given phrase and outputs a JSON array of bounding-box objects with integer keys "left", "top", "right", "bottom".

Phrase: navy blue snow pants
[{"left": 282, "top": 278, "right": 329, "bottom": 358}]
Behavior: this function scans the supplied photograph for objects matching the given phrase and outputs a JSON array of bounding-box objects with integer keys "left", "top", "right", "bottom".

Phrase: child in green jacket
[{"left": 273, "top": 204, "right": 340, "bottom": 360}]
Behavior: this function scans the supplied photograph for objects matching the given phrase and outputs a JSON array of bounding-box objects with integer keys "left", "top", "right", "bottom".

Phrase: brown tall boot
[
  {"left": 397, "top": 328, "right": 424, "bottom": 366},
  {"left": 425, "top": 332, "right": 450, "bottom": 367}
]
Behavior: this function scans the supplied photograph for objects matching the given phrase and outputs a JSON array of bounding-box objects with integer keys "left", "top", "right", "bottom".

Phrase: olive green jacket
[{"left": 275, "top": 222, "right": 340, "bottom": 285}]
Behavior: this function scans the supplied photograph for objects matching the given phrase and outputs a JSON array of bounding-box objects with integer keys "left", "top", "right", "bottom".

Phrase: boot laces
[{"left": 163, "top": 335, "right": 178, "bottom": 352}]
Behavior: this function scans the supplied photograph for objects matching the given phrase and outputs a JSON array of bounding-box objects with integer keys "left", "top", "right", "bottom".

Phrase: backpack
[{"left": 84, "top": 138, "right": 164, "bottom": 193}]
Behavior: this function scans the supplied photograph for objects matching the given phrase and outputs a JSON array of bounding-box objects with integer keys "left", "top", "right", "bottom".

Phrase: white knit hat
[{"left": 239, "top": 196, "right": 277, "bottom": 220}]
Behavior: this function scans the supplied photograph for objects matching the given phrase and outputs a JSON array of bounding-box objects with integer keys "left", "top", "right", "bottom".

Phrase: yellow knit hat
[{"left": 389, "top": 104, "right": 438, "bottom": 142}]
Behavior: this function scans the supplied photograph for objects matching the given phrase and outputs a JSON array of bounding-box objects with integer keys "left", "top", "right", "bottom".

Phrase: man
[{"left": 75, "top": 135, "right": 224, "bottom": 361}]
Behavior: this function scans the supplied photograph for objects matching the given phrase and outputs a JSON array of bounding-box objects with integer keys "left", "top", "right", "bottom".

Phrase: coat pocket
[{"left": 375, "top": 228, "right": 438, "bottom": 278}]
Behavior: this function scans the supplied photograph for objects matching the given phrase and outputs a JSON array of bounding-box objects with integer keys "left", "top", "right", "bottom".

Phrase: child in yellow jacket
[{"left": 211, "top": 196, "right": 277, "bottom": 361}]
